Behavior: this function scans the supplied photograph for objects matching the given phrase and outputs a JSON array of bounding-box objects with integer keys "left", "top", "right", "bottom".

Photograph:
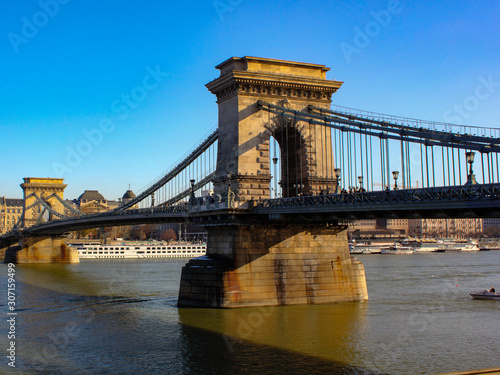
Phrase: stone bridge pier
[
  {"left": 2, "top": 235, "right": 79, "bottom": 264},
  {"left": 178, "top": 57, "right": 368, "bottom": 308},
  {"left": 179, "top": 223, "right": 367, "bottom": 308},
  {"left": 1, "top": 177, "right": 79, "bottom": 263}
]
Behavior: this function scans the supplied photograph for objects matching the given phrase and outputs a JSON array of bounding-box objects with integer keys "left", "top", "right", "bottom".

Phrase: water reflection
[
  {"left": 3, "top": 253, "right": 499, "bottom": 374},
  {"left": 178, "top": 303, "right": 379, "bottom": 374},
  {"left": 179, "top": 324, "right": 376, "bottom": 375}
]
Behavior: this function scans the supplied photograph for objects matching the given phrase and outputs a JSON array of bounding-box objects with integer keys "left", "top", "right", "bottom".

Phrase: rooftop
[{"left": 78, "top": 190, "right": 106, "bottom": 202}]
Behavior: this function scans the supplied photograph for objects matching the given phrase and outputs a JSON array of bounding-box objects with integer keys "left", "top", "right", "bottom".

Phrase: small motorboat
[{"left": 470, "top": 290, "right": 500, "bottom": 300}]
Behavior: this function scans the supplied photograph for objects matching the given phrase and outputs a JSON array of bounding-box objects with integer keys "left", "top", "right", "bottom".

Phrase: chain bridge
[{"left": 2, "top": 56, "right": 500, "bottom": 308}]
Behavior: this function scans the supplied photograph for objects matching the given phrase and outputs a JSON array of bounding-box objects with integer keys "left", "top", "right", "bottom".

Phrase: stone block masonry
[
  {"left": 178, "top": 224, "right": 368, "bottom": 308},
  {"left": 179, "top": 56, "right": 367, "bottom": 308},
  {"left": 6, "top": 236, "right": 79, "bottom": 263}
]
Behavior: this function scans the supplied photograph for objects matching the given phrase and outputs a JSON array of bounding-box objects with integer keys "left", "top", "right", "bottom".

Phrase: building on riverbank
[
  {"left": 349, "top": 218, "right": 485, "bottom": 239},
  {"left": 409, "top": 218, "right": 483, "bottom": 239},
  {"left": 0, "top": 197, "right": 23, "bottom": 234}
]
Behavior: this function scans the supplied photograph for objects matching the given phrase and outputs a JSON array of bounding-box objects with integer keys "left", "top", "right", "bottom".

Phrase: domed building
[
  {"left": 77, "top": 190, "right": 108, "bottom": 214},
  {"left": 107, "top": 188, "right": 138, "bottom": 210},
  {"left": 73, "top": 188, "right": 139, "bottom": 213},
  {"left": 122, "top": 189, "right": 136, "bottom": 206}
]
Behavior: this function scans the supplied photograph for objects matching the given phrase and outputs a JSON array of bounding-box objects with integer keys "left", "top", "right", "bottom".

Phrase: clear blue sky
[{"left": 1, "top": 0, "right": 499, "bottom": 199}]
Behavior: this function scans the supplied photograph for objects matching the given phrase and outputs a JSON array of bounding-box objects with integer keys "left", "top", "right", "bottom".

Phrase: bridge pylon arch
[
  {"left": 20, "top": 177, "right": 67, "bottom": 228},
  {"left": 206, "top": 56, "right": 342, "bottom": 202},
  {"left": 179, "top": 57, "right": 368, "bottom": 308}
]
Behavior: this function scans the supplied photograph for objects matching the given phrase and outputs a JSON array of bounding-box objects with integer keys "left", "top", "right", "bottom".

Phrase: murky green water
[{"left": 1, "top": 252, "right": 499, "bottom": 374}]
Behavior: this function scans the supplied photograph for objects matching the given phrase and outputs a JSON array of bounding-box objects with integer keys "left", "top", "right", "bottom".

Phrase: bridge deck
[{"left": 255, "top": 184, "right": 500, "bottom": 220}]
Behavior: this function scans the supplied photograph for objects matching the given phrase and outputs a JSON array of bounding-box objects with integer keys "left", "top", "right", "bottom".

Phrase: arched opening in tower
[
  {"left": 43, "top": 200, "right": 52, "bottom": 222},
  {"left": 270, "top": 117, "right": 311, "bottom": 198}
]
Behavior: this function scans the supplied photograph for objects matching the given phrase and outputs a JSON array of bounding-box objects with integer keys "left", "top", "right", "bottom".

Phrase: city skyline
[{"left": 1, "top": 1, "right": 499, "bottom": 199}]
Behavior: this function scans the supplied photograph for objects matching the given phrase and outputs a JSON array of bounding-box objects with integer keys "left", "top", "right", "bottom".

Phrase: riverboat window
[
  {"left": 104, "top": 252, "right": 108, "bottom": 254},
  {"left": 147, "top": 251, "right": 150, "bottom": 254},
  {"left": 126, "top": 247, "right": 130, "bottom": 250},
  {"left": 167, "top": 251, "right": 171, "bottom": 253},
  {"left": 120, "top": 251, "right": 124, "bottom": 254},
  {"left": 121, "top": 247, "right": 124, "bottom": 250},
  {"left": 135, "top": 247, "right": 140, "bottom": 250},
  {"left": 162, "top": 251, "right": 166, "bottom": 253},
  {"left": 182, "top": 251, "right": 186, "bottom": 253},
  {"left": 82, "top": 252, "right": 86, "bottom": 254},
  {"left": 137, "top": 251, "right": 144, "bottom": 254},
  {"left": 94, "top": 252, "right": 97, "bottom": 254},
  {"left": 99, "top": 252, "right": 103, "bottom": 254},
  {"left": 147, "top": 247, "right": 150, "bottom": 250},
  {"left": 162, "top": 247, "right": 166, "bottom": 250},
  {"left": 182, "top": 247, "right": 186, "bottom": 249}
]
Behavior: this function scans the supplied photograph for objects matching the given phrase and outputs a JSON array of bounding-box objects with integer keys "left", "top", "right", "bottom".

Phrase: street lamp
[
  {"left": 465, "top": 151, "right": 477, "bottom": 185},
  {"left": 392, "top": 171, "right": 399, "bottom": 190},
  {"left": 227, "top": 172, "right": 235, "bottom": 208},
  {"left": 335, "top": 168, "right": 341, "bottom": 193},
  {"left": 357, "top": 176, "right": 364, "bottom": 191},
  {"left": 189, "top": 179, "right": 195, "bottom": 205}
]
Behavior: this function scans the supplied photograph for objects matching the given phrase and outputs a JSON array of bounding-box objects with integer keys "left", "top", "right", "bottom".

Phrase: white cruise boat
[
  {"left": 461, "top": 243, "right": 480, "bottom": 252},
  {"left": 348, "top": 242, "right": 388, "bottom": 254},
  {"left": 381, "top": 243, "right": 414, "bottom": 254},
  {"left": 72, "top": 242, "right": 206, "bottom": 259},
  {"left": 435, "top": 240, "right": 480, "bottom": 252},
  {"left": 403, "top": 238, "right": 438, "bottom": 253}
]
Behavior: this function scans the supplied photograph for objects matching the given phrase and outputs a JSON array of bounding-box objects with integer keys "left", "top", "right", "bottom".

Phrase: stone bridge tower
[
  {"left": 206, "top": 56, "right": 343, "bottom": 201},
  {"left": 21, "top": 177, "right": 67, "bottom": 228},
  {"left": 179, "top": 57, "right": 368, "bottom": 308},
  {"left": 1, "top": 177, "right": 78, "bottom": 264}
]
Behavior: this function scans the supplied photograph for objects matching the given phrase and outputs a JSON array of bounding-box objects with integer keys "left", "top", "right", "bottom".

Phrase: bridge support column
[
  {"left": 4, "top": 236, "right": 79, "bottom": 264},
  {"left": 178, "top": 224, "right": 367, "bottom": 308}
]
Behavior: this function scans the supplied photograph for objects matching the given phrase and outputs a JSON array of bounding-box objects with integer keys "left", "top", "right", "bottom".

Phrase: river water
[{"left": 1, "top": 251, "right": 499, "bottom": 374}]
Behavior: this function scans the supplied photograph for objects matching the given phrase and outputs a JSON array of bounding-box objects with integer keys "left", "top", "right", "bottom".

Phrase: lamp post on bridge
[
  {"left": 392, "top": 171, "right": 399, "bottom": 190},
  {"left": 293, "top": 183, "right": 305, "bottom": 196},
  {"left": 357, "top": 176, "right": 364, "bottom": 192},
  {"left": 227, "top": 172, "right": 235, "bottom": 208},
  {"left": 335, "top": 168, "right": 341, "bottom": 193},
  {"left": 465, "top": 151, "right": 477, "bottom": 185},
  {"left": 189, "top": 179, "right": 196, "bottom": 206}
]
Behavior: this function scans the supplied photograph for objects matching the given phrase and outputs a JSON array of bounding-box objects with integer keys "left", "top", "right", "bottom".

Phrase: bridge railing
[
  {"left": 23, "top": 205, "right": 190, "bottom": 230},
  {"left": 255, "top": 183, "right": 500, "bottom": 211}
]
